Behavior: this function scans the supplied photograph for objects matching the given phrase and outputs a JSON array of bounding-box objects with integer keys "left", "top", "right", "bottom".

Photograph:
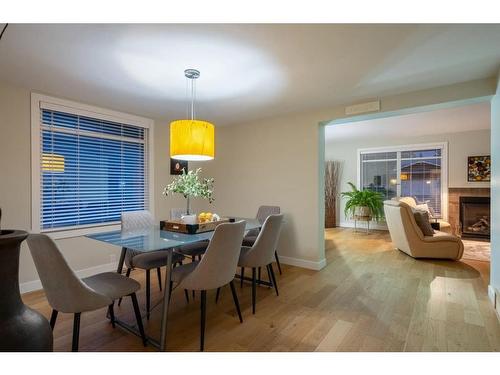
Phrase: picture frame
[
  {"left": 170, "top": 158, "right": 188, "bottom": 175},
  {"left": 467, "top": 155, "right": 490, "bottom": 182}
]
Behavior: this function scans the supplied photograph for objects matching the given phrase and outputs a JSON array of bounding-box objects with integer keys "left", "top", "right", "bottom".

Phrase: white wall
[
  {"left": 326, "top": 128, "right": 491, "bottom": 226},
  {"left": 490, "top": 72, "right": 500, "bottom": 307},
  {"left": 0, "top": 81, "right": 206, "bottom": 291}
]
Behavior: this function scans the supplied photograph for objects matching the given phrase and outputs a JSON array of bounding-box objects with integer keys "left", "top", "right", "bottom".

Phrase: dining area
[{"left": 21, "top": 206, "right": 284, "bottom": 352}]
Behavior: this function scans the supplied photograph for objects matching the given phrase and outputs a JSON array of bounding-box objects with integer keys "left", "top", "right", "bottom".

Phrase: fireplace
[{"left": 459, "top": 196, "right": 490, "bottom": 239}]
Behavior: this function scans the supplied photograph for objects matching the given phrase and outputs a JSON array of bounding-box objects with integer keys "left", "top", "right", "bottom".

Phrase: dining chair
[
  {"left": 170, "top": 208, "right": 208, "bottom": 261},
  {"left": 26, "top": 234, "right": 147, "bottom": 351},
  {"left": 238, "top": 214, "right": 283, "bottom": 314},
  {"left": 119, "top": 210, "right": 184, "bottom": 319},
  {"left": 169, "top": 220, "right": 246, "bottom": 351},
  {"left": 240, "top": 205, "right": 282, "bottom": 287}
]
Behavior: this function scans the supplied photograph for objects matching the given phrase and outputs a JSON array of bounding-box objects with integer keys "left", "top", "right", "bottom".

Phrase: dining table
[{"left": 86, "top": 217, "right": 261, "bottom": 351}]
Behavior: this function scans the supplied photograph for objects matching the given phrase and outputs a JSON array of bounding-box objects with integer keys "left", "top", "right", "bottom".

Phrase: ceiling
[
  {"left": 0, "top": 24, "right": 499, "bottom": 126},
  {"left": 325, "top": 101, "right": 491, "bottom": 141}
]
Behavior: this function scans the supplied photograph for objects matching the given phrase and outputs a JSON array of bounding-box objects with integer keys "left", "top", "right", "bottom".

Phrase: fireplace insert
[{"left": 459, "top": 196, "right": 490, "bottom": 239}]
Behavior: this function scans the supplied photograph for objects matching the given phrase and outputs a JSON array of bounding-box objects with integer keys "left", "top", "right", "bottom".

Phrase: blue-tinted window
[{"left": 41, "top": 109, "right": 147, "bottom": 230}]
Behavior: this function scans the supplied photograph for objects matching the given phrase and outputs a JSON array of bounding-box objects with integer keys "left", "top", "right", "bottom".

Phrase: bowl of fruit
[{"left": 198, "top": 212, "right": 213, "bottom": 223}]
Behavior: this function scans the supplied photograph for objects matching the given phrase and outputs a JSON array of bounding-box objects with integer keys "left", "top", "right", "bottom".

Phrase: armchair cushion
[{"left": 412, "top": 210, "right": 435, "bottom": 236}]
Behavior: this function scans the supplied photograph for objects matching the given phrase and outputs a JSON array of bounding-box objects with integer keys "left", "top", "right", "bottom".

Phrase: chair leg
[
  {"left": 252, "top": 268, "right": 257, "bottom": 314},
  {"left": 146, "top": 269, "right": 151, "bottom": 320},
  {"left": 266, "top": 266, "right": 273, "bottom": 288},
  {"left": 240, "top": 267, "right": 245, "bottom": 288},
  {"left": 118, "top": 268, "right": 132, "bottom": 306},
  {"left": 49, "top": 309, "right": 58, "bottom": 330},
  {"left": 184, "top": 289, "right": 190, "bottom": 303},
  {"left": 192, "top": 290, "right": 195, "bottom": 299},
  {"left": 268, "top": 263, "right": 279, "bottom": 296},
  {"left": 215, "top": 287, "right": 221, "bottom": 303},
  {"left": 109, "top": 302, "right": 116, "bottom": 328},
  {"left": 157, "top": 267, "right": 162, "bottom": 291},
  {"left": 130, "top": 293, "right": 147, "bottom": 347},
  {"left": 72, "top": 312, "right": 81, "bottom": 352},
  {"left": 200, "top": 290, "right": 207, "bottom": 352},
  {"left": 229, "top": 281, "right": 243, "bottom": 323},
  {"left": 275, "top": 251, "right": 282, "bottom": 275},
  {"left": 168, "top": 281, "right": 173, "bottom": 303}
]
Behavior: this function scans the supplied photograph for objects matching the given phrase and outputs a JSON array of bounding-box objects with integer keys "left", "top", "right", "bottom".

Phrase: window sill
[{"left": 40, "top": 223, "right": 121, "bottom": 240}]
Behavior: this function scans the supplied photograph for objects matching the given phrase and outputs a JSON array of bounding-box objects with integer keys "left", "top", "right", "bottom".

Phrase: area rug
[{"left": 461, "top": 239, "right": 491, "bottom": 262}]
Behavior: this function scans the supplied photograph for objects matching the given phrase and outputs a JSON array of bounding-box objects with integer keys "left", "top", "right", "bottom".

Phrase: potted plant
[
  {"left": 163, "top": 168, "right": 214, "bottom": 216},
  {"left": 341, "top": 182, "right": 384, "bottom": 221}
]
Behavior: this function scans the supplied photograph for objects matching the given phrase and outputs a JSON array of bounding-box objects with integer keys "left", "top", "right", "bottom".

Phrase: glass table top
[{"left": 86, "top": 218, "right": 260, "bottom": 252}]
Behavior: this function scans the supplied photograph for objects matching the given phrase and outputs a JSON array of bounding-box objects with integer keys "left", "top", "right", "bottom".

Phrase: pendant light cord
[{"left": 190, "top": 78, "right": 196, "bottom": 120}]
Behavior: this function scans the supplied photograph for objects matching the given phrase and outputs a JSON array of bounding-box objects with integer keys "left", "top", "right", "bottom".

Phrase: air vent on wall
[{"left": 345, "top": 100, "right": 380, "bottom": 116}]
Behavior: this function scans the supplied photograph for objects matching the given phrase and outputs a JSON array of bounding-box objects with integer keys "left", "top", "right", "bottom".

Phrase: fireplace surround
[{"left": 459, "top": 196, "right": 490, "bottom": 239}]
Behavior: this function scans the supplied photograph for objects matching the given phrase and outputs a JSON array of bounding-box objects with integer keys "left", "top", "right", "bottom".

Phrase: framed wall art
[
  {"left": 170, "top": 158, "right": 188, "bottom": 175},
  {"left": 467, "top": 155, "right": 490, "bottom": 182}
]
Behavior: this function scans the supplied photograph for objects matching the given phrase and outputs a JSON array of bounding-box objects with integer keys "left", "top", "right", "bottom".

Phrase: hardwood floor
[{"left": 22, "top": 227, "right": 500, "bottom": 351}]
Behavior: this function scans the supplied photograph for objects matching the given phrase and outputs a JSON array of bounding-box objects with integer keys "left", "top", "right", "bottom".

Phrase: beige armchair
[
  {"left": 395, "top": 197, "right": 452, "bottom": 234},
  {"left": 384, "top": 200, "right": 463, "bottom": 260}
]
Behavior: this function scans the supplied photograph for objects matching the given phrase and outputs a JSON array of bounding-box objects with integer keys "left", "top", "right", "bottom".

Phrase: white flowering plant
[{"left": 163, "top": 168, "right": 214, "bottom": 215}]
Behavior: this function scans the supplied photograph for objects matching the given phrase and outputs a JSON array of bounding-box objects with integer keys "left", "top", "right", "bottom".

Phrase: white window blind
[
  {"left": 38, "top": 106, "right": 149, "bottom": 231},
  {"left": 359, "top": 144, "right": 445, "bottom": 218}
]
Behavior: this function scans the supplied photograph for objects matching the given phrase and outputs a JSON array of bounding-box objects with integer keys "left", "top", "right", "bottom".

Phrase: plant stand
[{"left": 354, "top": 215, "right": 372, "bottom": 234}]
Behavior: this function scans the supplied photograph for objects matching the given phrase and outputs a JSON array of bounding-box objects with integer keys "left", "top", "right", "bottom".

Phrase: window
[
  {"left": 358, "top": 143, "right": 447, "bottom": 218},
  {"left": 31, "top": 94, "right": 154, "bottom": 238}
]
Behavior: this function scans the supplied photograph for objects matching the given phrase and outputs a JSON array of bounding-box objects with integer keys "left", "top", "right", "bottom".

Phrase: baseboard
[
  {"left": 339, "top": 221, "right": 388, "bottom": 231},
  {"left": 20, "top": 261, "right": 118, "bottom": 294},
  {"left": 278, "top": 255, "right": 327, "bottom": 271},
  {"left": 488, "top": 285, "right": 500, "bottom": 322}
]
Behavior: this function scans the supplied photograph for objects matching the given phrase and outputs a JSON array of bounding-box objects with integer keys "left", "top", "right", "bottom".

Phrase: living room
[
  {"left": 325, "top": 101, "right": 491, "bottom": 252},
  {"left": 323, "top": 100, "right": 495, "bottom": 349},
  {"left": 325, "top": 101, "right": 491, "bottom": 254}
]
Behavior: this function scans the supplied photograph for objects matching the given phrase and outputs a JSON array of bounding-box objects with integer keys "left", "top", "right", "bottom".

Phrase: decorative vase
[{"left": 0, "top": 229, "right": 53, "bottom": 351}]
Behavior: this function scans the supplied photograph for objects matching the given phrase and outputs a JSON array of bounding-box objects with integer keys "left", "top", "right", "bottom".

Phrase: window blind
[
  {"left": 39, "top": 108, "right": 148, "bottom": 231},
  {"left": 359, "top": 146, "right": 443, "bottom": 217}
]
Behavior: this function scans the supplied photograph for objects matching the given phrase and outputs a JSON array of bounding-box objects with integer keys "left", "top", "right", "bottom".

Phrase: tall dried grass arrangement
[{"left": 325, "top": 160, "right": 342, "bottom": 228}]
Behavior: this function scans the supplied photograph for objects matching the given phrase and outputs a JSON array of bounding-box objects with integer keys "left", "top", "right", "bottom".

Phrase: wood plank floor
[{"left": 22, "top": 228, "right": 500, "bottom": 351}]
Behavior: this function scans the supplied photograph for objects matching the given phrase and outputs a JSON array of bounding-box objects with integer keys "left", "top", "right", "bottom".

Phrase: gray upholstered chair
[
  {"left": 238, "top": 214, "right": 283, "bottom": 314},
  {"left": 169, "top": 220, "right": 246, "bottom": 351},
  {"left": 170, "top": 208, "right": 208, "bottom": 261},
  {"left": 241, "top": 205, "right": 282, "bottom": 286},
  {"left": 119, "top": 210, "right": 184, "bottom": 319},
  {"left": 26, "top": 234, "right": 146, "bottom": 351}
]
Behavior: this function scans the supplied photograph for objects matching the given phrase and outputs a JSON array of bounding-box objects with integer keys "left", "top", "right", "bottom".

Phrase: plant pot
[
  {"left": 354, "top": 206, "right": 372, "bottom": 218},
  {"left": 181, "top": 214, "right": 197, "bottom": 225},
  {"left": 0, "top": 230, "right": 53, "bottom": 351}
]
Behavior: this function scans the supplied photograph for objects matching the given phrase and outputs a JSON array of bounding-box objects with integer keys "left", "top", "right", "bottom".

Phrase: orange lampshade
[{"left": 170, "top": 119, "right": 215, "bottom": 161}]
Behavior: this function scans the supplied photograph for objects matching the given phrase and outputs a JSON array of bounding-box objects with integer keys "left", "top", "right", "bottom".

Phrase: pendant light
[{"left": 170, "top": 69, "right": 215, "bottom": 161}]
